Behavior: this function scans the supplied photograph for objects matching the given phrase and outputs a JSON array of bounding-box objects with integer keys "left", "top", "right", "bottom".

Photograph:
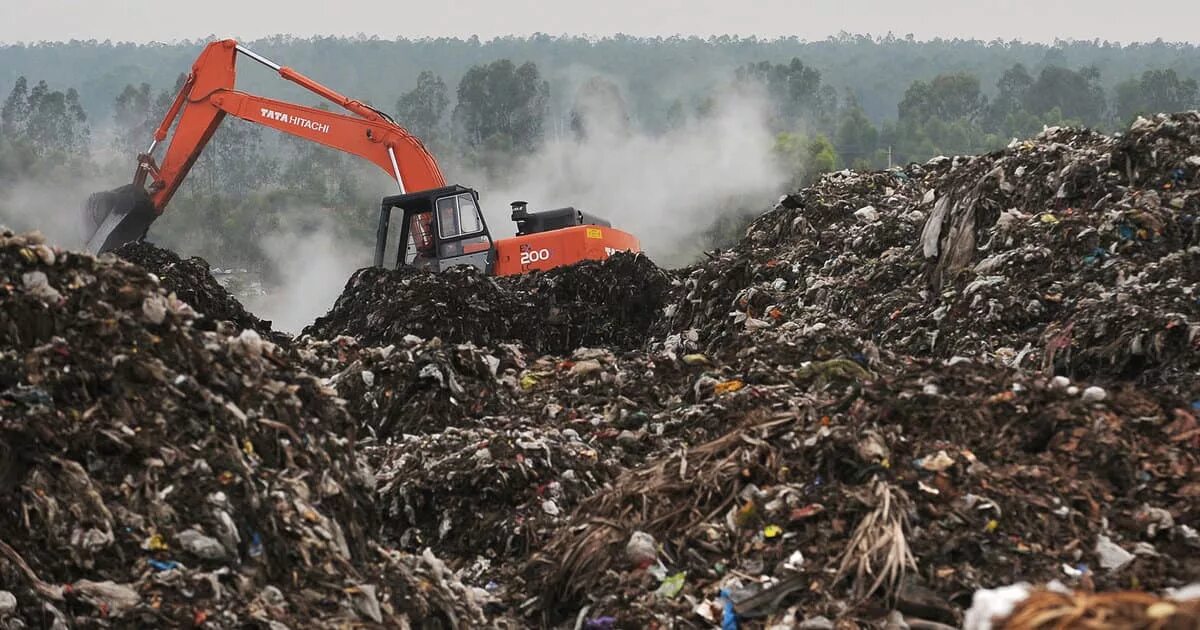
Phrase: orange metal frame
[
  {"left": 136, "top": 39, "right": 445, "bottom": 213},
  {"left": 492, "top": 225, "right": 641, "bottom": 276}
]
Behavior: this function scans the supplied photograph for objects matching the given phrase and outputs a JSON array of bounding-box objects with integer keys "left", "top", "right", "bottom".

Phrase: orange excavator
[{"left": 82, "top": 39, "right": 640, "bottom": 276}]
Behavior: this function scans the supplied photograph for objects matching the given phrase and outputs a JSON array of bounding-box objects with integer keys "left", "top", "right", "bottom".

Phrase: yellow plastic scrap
[
  {"left": 242, "top": 439, "right": 255, "bottom": 455},
  {"left": 519, "top": 373, "right": 540, "bottom": 390},
  {"left": 714, "top": 380, "right": 744, "bottom": 395},
  {"left": 1039, "top": 213, "right": 1059, "bottom": 225},
  {"left": 146, "top": 533, "right": 168, "bottom": 551},
  {"left": 682, "top": 353, "right": 711, "bottom": 367},
  {"left": 763, "top": 524, "right": 782, "bottom": 539},
  {"left": 985, "top": 519, "right": 999, "bottom": 532}
]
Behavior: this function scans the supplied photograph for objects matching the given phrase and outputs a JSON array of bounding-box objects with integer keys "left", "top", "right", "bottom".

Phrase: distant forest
[{"left": 2, "top": 34, "right": 1199, "bottom": 266}]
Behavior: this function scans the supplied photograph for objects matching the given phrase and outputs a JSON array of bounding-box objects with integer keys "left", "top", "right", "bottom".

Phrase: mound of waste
[
  {"left": 525, "top": 359, "right": 1200, "bottom": 626},
  {"left": 659, "top": 114, "right": 1199, "bottom": 397},
  {"left": 3, "top": 113, "right": 1199, "bottom": 630},
  {"left": 115, "top": 241, "right": 276, "bottom": 339},
  {"left": 304, "top": 252, "right": 668, "bottom": 355},
  {"left": 0, "top": 230, "right": 490, "bottom": 627}
]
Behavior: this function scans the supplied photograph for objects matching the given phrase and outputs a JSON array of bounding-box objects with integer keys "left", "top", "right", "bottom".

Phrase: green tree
[
  {"left": 1114, "top": 69, "right": 1199, "bottom": 122},
  {"left": 736, "top": 58, "right": 836, "bottom": 131},
  {"left": 396, "top": 71, "right": 449, "bottom": 149},
  {"left": 112, "top": 82, "right": 174, "bottom": 154},
  {"left": 569, "top": 76, "right": 631, "bottom": 139},
  {"left": 988, "top": 63, "right": 1034, "bottom": 130},
  {"left": 453, "top": 59, "right": 549, "bottom": 151},
  {"left": 836, "top": 104, "right": 880, "bottom": 168},
  {"left": 898, "top": 73, "right": 987, "bottom": 123},
  {"left": 3, "top": 79, "right": 91, "bottom": 160},
  {"left": 1, "top": 77, "right": 30, "bottom": 139},
  {"left": 1023, "top": 66, "right": 1106, "bottom": 126},
  {"left": 773, "top": 131, "right": 837, "bottom": 188}
]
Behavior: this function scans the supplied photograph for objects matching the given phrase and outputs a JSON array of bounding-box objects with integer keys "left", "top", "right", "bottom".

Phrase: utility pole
[{"left": 887, "top": 145, "right": 894, "bottom": 169}]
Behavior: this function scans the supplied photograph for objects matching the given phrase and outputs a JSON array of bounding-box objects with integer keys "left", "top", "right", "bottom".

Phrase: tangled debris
[
  {"left": 2, "top": 112, "right": 1200, "bottom": 629},
  {"left": 659, "top": 119, "right": 1198, "bottom": 396},
  {"left": 0, "top": 231, "right": 487, "bottom": 627},
  {"left": 115, "top": 241, "right": 277, "bottom": 339},
  {"left": 305, "top": 252, "right": 668, "bottom": 355}
]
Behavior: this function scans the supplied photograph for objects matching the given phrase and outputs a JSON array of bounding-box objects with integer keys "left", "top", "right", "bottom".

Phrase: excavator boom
[
  {"left": 84, "top": 38, "right": 642, "bottom": 275},
  {"left": 83, "top": 39, "right": 444, "bottom": 252}
]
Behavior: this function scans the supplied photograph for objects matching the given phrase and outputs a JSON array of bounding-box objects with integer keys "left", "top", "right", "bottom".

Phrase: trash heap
[
  {"left": 523, "top": 114, "right": 1200, "bottom": 626},
  {"left": 305, "top": 252, "right": 668, "bottom": 355},
  {"left": 115, "top": 241, "right": 277, "bottom": 339},
  {"left": 2, "top": 112, "right": 1198, "bottom": 629},
  {"left": 0, "top": 230, "right": 487, "bottom": 627},
  {"left": 527, "top": 359, "right": 1200, "bottom": 627},
  {"left": 301, "top": 335, "right": 767, "bottom": 569},
  {"left": 659, "top": 118, "right": 1198, "bottom": 396}
]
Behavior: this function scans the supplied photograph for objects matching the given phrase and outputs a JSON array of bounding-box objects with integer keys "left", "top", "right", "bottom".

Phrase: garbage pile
[
  {"left": 115, "top": 241, "right": 277, "bottom": 339},
  {"left": 299, "top": 335, "right": 769, "bottom": 568},
  {"left": 2, "top": 112, "right": 1199, "bottom": 629},
  {"left": 658, "top": 116, "right": 1198, "bottom": 397},
  {"left": 305, "top": 252, "right": 668, "bottom": 355},
  {"left": 526, "top": 358, "right": 1200, "bottom": 626},
  {"left": 527, "top": 115, "right": 1200, "bottom": 626},
  {"left": 0, "top": 229, "right": 486, "bottom": 627}
]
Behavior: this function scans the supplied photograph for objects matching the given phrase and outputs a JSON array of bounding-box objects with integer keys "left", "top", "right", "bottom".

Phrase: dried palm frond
[
  {"left": 834, "top": 478, "right": 917, "bottom": 601},
  {"left": 1002, "top": 589, "right": 1200, "bottom": 630}
]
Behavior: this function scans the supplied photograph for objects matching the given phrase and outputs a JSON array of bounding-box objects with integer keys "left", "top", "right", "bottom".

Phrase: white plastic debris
[
  {"left": 919, "top": 450, "right": 956, "bottom": 472},
  {"left": 0, "top": 591, "right": 16, "bottom": 615},
  {"left": 783, "top": 550, "right": 805, "bottom": 572},
  {"left": 963, "top": 583, "right": 1033, "bottom": 630},
  {"left": 1081, "top": 385, "right": 1108, "bottom": 403},
  {"left": 1095, "top": 535, "right": 1134, "bottom": 571},
  {"left": 141, "top": 294, "right": 168, "bottom": 324},
  {"left": 73, "top": 580, "right": 141, "bottom": 616},
  {"left": 625, "top": 531, "right": 657, "bottom": 567},
  {"left": 179, "top": 529, "right": 227, "bottom": 560},
  {"left": 854, "top": 205, "right": 880, "bottom": 222},
  {"left": 237, "top": 328, "right": 264, "bottom": 358}
]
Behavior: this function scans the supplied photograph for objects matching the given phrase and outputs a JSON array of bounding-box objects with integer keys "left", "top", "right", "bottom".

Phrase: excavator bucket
[{"left": 82, "top": 184, "right": 158, "bottom": 254}]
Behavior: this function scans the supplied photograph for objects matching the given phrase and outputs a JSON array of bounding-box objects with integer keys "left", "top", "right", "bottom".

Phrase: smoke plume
[{"left": 464, "top": 87, "right": 785, "bottom": 266}]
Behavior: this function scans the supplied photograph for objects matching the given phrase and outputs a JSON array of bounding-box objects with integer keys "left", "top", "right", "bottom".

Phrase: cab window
[{"left": 436, "top": 193, "right": 484, "bottom": 238}]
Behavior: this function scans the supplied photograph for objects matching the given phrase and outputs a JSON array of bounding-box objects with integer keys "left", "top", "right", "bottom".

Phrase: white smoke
[
  {"left": 240, "top": 214, "right": 369, "bottom": 334},
  {"left": 464, "top": 86, "right": 785, "bottom": 266}
]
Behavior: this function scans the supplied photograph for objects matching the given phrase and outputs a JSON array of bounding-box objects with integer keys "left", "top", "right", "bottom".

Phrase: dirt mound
[
  {"left": 0, "top": 230, "right": 486, "bottom": 627},
  {"left": 304, "top": 252, "right": 668, "bottom": 355},
  {"left": 114, "top": 240, "right": 277, "bottom": 339}
]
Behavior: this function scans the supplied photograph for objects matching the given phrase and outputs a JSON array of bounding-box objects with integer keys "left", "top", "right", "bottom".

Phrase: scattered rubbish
[{"left": 3, "top": 111, "right": 1200, "bottom": 628}]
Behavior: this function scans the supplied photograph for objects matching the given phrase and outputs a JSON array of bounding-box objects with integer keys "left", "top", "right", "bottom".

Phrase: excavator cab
[{"left": 374, "top": 185, "right": 495, "bottom": 273}]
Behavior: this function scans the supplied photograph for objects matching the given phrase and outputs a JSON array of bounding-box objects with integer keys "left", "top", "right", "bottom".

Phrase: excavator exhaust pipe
[{"left": 82, "top": 184, "right": 158, "bottom": 254}]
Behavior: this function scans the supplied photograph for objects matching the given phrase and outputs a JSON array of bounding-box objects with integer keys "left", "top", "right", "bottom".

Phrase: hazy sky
[{"left": 2, "top": 0, "right": 1197, "bottom": 44}]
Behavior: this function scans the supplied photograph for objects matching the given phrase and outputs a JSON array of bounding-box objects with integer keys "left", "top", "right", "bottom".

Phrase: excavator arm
[{"left": 84, "top": 39, "right": 445, "bottom": 252}]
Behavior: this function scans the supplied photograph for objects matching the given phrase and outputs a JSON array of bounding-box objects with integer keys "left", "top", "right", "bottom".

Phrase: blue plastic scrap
[
  {"left": 582, "top": 616, "right": 616, "bottom": 630},
  {"left": 720, "top": 588, "right": 739, "bottom": 630}
]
